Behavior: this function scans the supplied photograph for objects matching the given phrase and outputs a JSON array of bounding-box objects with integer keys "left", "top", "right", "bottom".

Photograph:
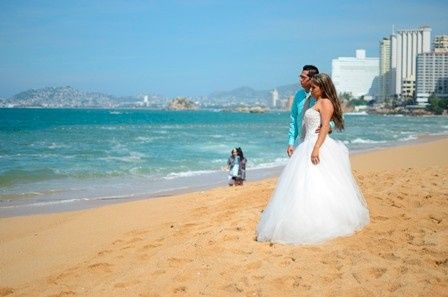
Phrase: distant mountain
[
  {"left": 208, "top": 86, "right": 267, "bottom": 104},
  {"left": 209, "top": 86, "right": 264, "bottom": 99},
  {"left": 9, "top": 86, "right": 117, "bottom": 107},
  {"left": 275, "top": 83, "right": 301, "bottom": 98},
  {"left": 207, "top": 83, "right": 300, "bottom": 104},
  {"left": 0, "top": 83, "right": 301, "bottom": 108},
  {"left": 5, "top": 86, "right": 140, "bottom": 108}
]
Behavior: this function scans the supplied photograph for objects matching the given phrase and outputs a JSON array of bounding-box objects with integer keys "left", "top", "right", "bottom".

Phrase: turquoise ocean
[{"left": 1, "top": 108, "right": 447, "bottom": 216}]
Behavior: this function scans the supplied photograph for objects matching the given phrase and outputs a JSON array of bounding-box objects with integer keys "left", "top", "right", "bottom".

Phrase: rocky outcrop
[{"left": 167, "top": 98, "right": 197, "bottom": 110}]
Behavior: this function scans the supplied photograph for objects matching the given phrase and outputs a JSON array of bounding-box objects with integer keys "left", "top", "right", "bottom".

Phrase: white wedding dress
[{"left": 256, "top": 108, "right": 369, "bottom": 245}]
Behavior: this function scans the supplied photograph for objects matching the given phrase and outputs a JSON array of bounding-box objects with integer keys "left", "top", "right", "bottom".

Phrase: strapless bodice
[{"left": 302, "top": 108, "right": 321, "bottom": 140}]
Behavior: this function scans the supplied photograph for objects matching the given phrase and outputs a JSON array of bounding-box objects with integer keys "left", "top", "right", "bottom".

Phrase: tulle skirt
[{"left": 256, "top": 136, "right": 369, "bottom": 245}]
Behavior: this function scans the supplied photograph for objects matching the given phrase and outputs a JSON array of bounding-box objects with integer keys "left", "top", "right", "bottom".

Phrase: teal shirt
[
  {"left": 288, "top": 89, "right": 336, "bottom": 146},
  {"left": 288, "top": 89, "right": 315, "bottom": 146}
]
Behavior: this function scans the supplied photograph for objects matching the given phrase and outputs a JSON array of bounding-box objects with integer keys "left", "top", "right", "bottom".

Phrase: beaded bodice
[{"left": 302, "top": 108, "right": 321, "bottom": 140}]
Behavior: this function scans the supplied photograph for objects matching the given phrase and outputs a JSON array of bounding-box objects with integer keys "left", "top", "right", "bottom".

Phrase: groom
[{"left": 287, "top": 65, "right": 320, "bottom": 157}]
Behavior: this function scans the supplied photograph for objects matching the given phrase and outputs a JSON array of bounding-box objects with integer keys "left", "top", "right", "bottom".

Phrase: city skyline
[{"left": 1, "top": 0, "right": 447, "bottom": 98}]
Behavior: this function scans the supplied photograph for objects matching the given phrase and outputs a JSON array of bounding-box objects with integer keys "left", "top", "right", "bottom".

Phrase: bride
[{"left": 256, "top": 73, "right": 369, "bottom": 245}]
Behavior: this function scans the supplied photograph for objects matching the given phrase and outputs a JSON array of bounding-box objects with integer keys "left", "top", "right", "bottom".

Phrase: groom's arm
[
  {"left": 315, "top": 121, "right": 335, "bottom": 134},
  {"left": 287, "top": 91, "right": 305, "bottom": 157},
  {"left": 288, "top": 94, "right": 299, "bottom": 146},
  {"left": 288, "top": 90, "right": 309, "bottom": 144}
]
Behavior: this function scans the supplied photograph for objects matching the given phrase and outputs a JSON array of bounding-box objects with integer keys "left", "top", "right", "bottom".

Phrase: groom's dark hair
[{"left": 302, "top": 65, "right": 319, "bottom": 78}]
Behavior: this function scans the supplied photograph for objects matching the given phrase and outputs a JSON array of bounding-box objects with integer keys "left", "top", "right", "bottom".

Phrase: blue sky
[{"left": 0, "top": 0, "right": 447, "bottom": 98}]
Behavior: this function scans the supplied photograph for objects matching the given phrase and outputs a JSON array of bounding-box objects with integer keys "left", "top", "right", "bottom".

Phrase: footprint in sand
[
  {"left": 97, "top": 249, "right": 113, "bottom": 256},
  {"left": 120, "top": 245, "right": 134, "bottom": 250},
  {"left": 373, "top": 216, "right": 388, "bottom": 222},
  {"left": 403, "top": 258, "right": 422, "bottom": 266},
  {"left": 114, "top": 237, "right": 145, "bottom": 251},
  {"left": 414, "top": 200, "right": 423, "bottom": 208},
  {"left": 171, "top": 223, "right": 199, "bottom": 236},
  {"left": 152, "top": 269, "right": 166, "bottom": 276},
  {"left": 0, "top": 287, "right": 14, "bottom": 297},
  {"left": 47, "top": 271, "right": 77, "bottom": 285},
  {"left": 51, "top": 290, "right": 76, "bottom": 296},
  {"left": 400, "top": 214, "right": 411, "bottom": 220},
  {"left": 429, "top": 215, "right": 442, "bottom": 224},
  {"left": 386, "top": 198, "right": 402, "bottom": 208},
  {"left": 125, "top": 229, "right": 150, "bottom": 236},
  {"left": 369, "top": 267, "right": 387, "bottom": 279},
  {"left": 141, "top": 243, "right": 162, "bottom": 250},
  {"left": 280, "top": 258, "right": 296, "bottom": 267},
  {"left": 273, "top": 276, "right": 302, "bottom": 289},
  {"left": 246, "top": 261, "right": 263, "bottom": 270},
  {"left": 138, "top": 253, "right": 151, "bottom": 260},
  {"left": 352, "top": 272, "right": 362, "bottom": 284},
  {"left": 87, "top": 262, "right": 113, "bottom": 273},
  {"left": 377, "top": 238, "right": 395, "bottom": 248},
  {"left": 167, "top": 257, "right": 193, "bottom": 268},
  {"left": 183, "top": 223, "right": 197, "bottom": 228},
  {"left": 192, "top": 206, "right": 209, "bottom": 215},
  {"left": 222, "top": 283, "right": 244, "bottom": 294},
  {"left": 173, "top": 286, "right": 187, "bottom": 294},
  {"left": 396, "top": 194, "right": 404, "bottom": 200},
  {"left": 154, "top": 237, "right": 166, "bottom": 243},
  {"left": 435, "top": 258, "right": 448, "bottom": 267},
  {"left": 380, "top": 252, "right": 400, "bottom": 261},
  {"left": 112, "top": 239, "right": 125, "bottom": 245},
  {"left": 223, "top": 234, "right": 239, "bottom": 241},
  {"left": 399, "top": 265, "right": 408, "bottom": 273},
  {"left": 125, "top": 237, "right": 144, "bottom": 244},
  {"left": 113, "top": 280, "right": 141, "bottom": 289},
  {"left": 388, "top": 282, "right": 402, "bottom": 293}
]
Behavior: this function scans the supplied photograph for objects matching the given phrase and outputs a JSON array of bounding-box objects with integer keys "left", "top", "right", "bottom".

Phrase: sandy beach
[{"left": 1, "top": 138, "right": 447, "bottom": 296}]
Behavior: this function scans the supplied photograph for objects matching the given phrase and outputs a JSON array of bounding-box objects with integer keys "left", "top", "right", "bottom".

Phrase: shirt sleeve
[{"left": 288, "top": 91, "right": 304, "bottom": 145}]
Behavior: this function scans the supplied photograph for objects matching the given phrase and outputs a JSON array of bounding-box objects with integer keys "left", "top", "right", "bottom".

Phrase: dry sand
[{"left": 1, "top": 138, "right": 447, "bottom": 296}]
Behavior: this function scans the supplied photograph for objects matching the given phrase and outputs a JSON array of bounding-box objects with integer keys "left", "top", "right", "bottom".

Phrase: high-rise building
[
  {"left": 271, "top": 89, "right": 279, "bottom": 108},
  {"left": 389, "top": 26, "right": 431, "bottom": 99},
  {"left": 434, "top": 35, "right": 448, "bottom": 53},
  {"left": 416, "top": 52, "right": 448, "bottom": 104},
  {"left": 331, "top": 49, "right": 379, "bottom": 98},
  {"left": 379, "top": 38, "right": 391, "bottom": 101}
]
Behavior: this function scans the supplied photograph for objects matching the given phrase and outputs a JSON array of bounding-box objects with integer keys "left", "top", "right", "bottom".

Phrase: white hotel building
[
  {"left": 389, "top": 26, "right": 432, "bottom": 99},
  {"left": 271, "top": 89, "right": 279, "bottom": 108},
  {"left": 379, "top": 38, "right": 391, "bottom": 101},
  {"left": 415, "top": 35, "right": 448, "bottom": 104},
  {"left": 331, "top": 49, "right": 379, "bottom": 99}
]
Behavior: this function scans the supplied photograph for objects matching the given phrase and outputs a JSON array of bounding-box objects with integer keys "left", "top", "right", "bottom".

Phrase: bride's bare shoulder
[{"left": 317, "top": 98, "right": 334, "bottom": 111}]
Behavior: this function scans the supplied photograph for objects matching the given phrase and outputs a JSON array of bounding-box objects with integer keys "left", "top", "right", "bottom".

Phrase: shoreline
[{"left": 1, "top": 134, "right": 447, "bottom": 218}]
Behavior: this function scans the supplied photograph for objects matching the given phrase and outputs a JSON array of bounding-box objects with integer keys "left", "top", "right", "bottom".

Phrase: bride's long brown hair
[{"left": 310, "top": 73, "right": 344, "bottom": 131}]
